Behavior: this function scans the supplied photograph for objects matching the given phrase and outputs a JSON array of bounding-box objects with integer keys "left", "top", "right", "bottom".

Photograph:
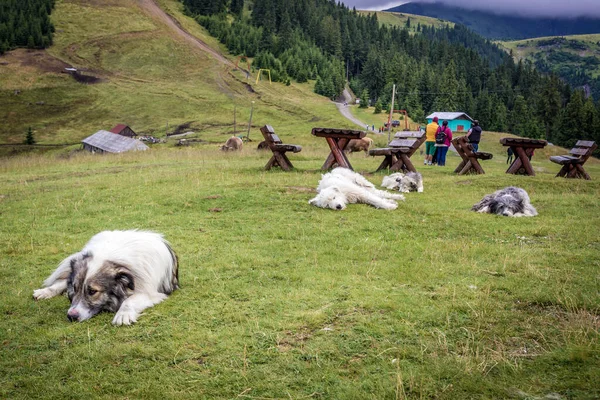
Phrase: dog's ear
[
  {"left": 332, "top": 186, "right": 342, "bottom": 193},
  {"left": 115, "top": 271, "right": 135, "bottom": 291}
]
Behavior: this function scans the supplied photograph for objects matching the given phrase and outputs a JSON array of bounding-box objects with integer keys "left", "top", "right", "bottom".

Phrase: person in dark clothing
[{"left": 466, "top": 120, "right": 482, "bottom": 152}]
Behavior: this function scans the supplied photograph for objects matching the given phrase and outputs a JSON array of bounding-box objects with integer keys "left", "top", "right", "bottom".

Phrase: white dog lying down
[
  {"left": 471, "top": 186, "right": 538, "bottom": 217},
  {"left": 381, "top": 172, "right": 424, "bottom": 193},
  {"left": 33, "top": 230, "right": 179, "bottom": 325},
  {"left": 309, "top": 167, "right": 405, "bottom": 210}
]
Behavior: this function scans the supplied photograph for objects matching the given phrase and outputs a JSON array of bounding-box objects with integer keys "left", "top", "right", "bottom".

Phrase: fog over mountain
[{"left": 342, "top": 0, "right": 600, "bottom": 18}]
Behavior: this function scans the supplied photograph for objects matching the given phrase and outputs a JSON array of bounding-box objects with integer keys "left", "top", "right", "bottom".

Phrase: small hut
[
  {"left": 82, "top": 130, "right": 149, "bottom": 154},
  {"left": 110, "top": 124, "right": 137, "bottom": 137},
  {"left": 426, "top": 112, "right": 474, "bottom": 132}
]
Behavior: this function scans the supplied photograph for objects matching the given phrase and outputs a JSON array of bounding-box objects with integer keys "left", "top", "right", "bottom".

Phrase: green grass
[{"left": 1, "top": 131, "right": 599, "bottom": 399}]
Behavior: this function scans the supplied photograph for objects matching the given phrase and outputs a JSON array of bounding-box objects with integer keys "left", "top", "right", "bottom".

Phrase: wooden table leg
[
  {"left": 454, "top": 159, "right": 467, "bottom": 173},
  {"left": 375, "top": 155, "right": 393, "bottom": 172},
  {"left": 515, "top": 147, "right": 535, "bottom": 176},
  {"left": 322, "top": 137, "right": 352, "bottom": 170},
  {"left": 459, "top": 160, "right": 473, "bottom": 175}
]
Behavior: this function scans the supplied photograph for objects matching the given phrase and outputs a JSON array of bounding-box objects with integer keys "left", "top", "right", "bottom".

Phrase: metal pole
[
  {"left": 246, "top": 101, "right": 255, "bottom": 140},
  {"left": 234, "top": 104, "right": 237, "bottom": 134},
  {"left": 388, "top": 84, "right": 395, "bottom": 143}
]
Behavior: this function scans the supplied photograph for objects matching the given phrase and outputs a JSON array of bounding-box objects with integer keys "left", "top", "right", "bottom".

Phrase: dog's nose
[
  {"left": 67, "top": 309, "right": 80, "bottom": 322},
  {"left": 336, "top": 205, "right": 342, "bottom": 210}
]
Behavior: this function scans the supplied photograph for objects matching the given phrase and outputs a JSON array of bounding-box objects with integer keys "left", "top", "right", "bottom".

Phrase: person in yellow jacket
[{"left": 424, "top": 116, "right": 439, "bottom": 165}]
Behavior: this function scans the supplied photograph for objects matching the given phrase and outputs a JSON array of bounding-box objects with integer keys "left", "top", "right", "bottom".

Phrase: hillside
[
  {"left": 500, "top": 35, "right": 600, "bottom": 99},
  {"left": 358, "top": 10, "right": 454, "bottom": 31},
  {"left": 387, "top": 2, "right": 600, "bottom": 40},
  {"left": 0, "top": 0, "right": 353, "bottom": 148}
]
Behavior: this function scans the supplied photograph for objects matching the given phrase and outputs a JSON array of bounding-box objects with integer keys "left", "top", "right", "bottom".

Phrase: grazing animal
[
  {"left": 33, "top": 230, "right": 179, "bottom": 325},
  {"left": 345, "top": 137, "right": 373, "bottom": 154},
  {"left": 309, "top": 167, "right": 404, "bottom": 210},
  {"left": 381, "top": 172, "right": 424, "bottom": 193},
  {"left": 471, "top": 187, "right": 538, "bottom": 217},
  {"left": 220, "top": 136, "right": 243, "bottom": 151}
]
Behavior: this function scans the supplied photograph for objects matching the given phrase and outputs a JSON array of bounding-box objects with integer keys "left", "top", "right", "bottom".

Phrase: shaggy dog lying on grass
[
  {"left": 471, "top": 186, "right": 538, "bottom": 217},
  {"left": 33, "top": 230, "right": 179, "bottom": 325},
  {"left": 309, "top": 167, "right": 404, "bottom": 210},
  {"left": 381, "top": 172, "right": 424, "bottom": 193}
]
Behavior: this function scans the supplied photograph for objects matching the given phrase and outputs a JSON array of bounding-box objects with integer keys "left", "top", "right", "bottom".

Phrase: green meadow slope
[
  {"left": 0, "top": 0, "right": 353, "bottom": 147},
  {"left": 0, "top": 130, "right": 599, "bottom": 398}
]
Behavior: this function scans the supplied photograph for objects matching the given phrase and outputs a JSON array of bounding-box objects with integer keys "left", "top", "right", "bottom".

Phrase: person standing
[
  {"left": 466, "top": 120, "right": 482, "bottom": 152},
  {"left": 424, "top": 116, "right": 439, "bottom": 165},
  {"left": 435, "top": 120, "right": 453, "bottom": 166}
]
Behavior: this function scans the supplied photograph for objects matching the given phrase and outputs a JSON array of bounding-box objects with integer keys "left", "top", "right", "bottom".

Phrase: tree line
[{"left": 0, "top": 0, "right": 55, "bottom": 54}]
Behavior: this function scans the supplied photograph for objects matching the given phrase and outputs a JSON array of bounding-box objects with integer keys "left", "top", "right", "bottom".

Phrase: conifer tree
[{"left": 25, "top": 127, "right": 36, "bottom": 145}]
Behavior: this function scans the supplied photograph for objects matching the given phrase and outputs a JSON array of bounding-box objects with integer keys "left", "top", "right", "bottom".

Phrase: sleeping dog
[
  {"left": 33, "top": 230, "right": 179, "bottom": 325},
  {"left": 471, "top": 187, "right": 538, "bottom": 217}
]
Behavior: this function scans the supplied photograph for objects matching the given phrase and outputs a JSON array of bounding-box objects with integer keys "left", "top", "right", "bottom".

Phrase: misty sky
[{"left": 343, "top": 0, "right": 600, "bottom": 18}]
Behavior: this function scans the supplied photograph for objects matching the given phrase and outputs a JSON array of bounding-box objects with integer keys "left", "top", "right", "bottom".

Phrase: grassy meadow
[
  {"left": 0, "top": 0, "right": 354, "bottom": 149},
  {"left": 1, "top": 130, "right": 599, "bottom": 399}
]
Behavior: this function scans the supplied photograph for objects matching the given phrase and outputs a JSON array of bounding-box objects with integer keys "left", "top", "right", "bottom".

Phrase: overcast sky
[{"left": 343, "top": 0, "right": 600, "bottom": 18}]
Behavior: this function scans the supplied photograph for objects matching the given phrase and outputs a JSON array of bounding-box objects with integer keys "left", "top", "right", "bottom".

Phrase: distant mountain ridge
[{"left": 386, "top": 2, "right": 600, "bottom": 40}]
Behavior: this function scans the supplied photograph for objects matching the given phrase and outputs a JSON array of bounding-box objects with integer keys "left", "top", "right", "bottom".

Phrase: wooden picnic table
[
  {"left": 500, "top": 137, "right": 547, "bottom": 176},
  {"left": 311, "top": 127, "right": 366, "bottom": 170},
  {"left": 369, "top": 131, "right": 426, "bottom": 172}
]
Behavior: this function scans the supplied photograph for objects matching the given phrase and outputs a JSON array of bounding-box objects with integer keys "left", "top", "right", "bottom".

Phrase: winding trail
[
  {"left": 138, "top": 0, "right": 235, "bottom": 69},
  {"left": 334, "top": 88, "right": 368, "bottom": 129}
]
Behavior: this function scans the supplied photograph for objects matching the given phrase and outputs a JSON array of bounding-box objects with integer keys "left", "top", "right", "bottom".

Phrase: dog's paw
[
  {"left": 380, "top": 201, "right": 398, "bottom": 210},
  {"left": 391, "top": 193, "right": 405, "bottom": 201},
  {"left": 33, "top": 288, "right": 54, "bottom": 300},
  {"left": 112, "top": 310, "right": 138, "bottom": 326}
]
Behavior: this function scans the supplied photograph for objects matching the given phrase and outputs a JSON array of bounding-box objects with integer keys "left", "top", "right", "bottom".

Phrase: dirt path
[
  {"left": 137, "top": 0, "right": 235, "bottom": 69},
  {"left": 334, "top": 88, "right": 369, "bottom": 129}
]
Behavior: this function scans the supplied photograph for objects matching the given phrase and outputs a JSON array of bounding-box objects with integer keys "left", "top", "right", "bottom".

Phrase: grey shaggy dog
[
  {"left": 381, "top": 172, "right": 424, "bottom": 193},
  {"left": 471, "top": 187, "right": 538, "bottom": 217}
]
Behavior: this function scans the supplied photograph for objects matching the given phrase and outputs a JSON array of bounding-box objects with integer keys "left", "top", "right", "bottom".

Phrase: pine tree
[
  {"left": 359, "top": 89, "right": 369, "bottom": 108},
  {"left": 373, "top": 99, "right": 382, "bottom": 114},
  {"left": 24, "top": 127, "right": 36, "bottom": 145}
]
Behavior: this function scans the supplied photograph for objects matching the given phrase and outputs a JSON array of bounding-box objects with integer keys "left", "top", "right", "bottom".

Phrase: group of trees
[{"left": 0, "top": 0, "right": 55, "bottom": 54}]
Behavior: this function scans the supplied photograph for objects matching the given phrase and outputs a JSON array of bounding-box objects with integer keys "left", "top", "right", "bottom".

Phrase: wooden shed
[
  {"left": 426, "top": 112, "right": 475, "bottom": 132},
  {"left": 110, "top": 124, "right": 137, "bottom": 137},
  {"left": 82, "top": 130, "right": 149, "bottom": 154}
]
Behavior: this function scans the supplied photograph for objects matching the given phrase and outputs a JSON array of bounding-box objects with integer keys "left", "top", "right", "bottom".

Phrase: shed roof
[
  {"left": 426, "top": 112, "right": 474, "bottom": 122},
  {"left": 110, "top": 124, "right": 129, "bottom": 134},
  {"left": 82, "top": 130, "right": 149, "bottom": 153}
]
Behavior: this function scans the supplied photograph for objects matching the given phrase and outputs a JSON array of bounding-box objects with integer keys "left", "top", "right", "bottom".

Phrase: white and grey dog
[
  {"left": 33, "top": 230, "right": 179, "bottom": 325},
  {"left": 471, "top": 187, "right": 538, "bottom": 217},
  {"left": 381, "top": 172, "right": 424, "bottom": 193},
  {"left": 309, "top": 167, "right": 405, "bottom": 210}
]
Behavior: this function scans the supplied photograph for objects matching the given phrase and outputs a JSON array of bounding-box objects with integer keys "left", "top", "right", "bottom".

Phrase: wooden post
[
  {"left": 233, "top": 104, "right": 237, "bottom": 134},
  {"left": 246, "top": 101, "right": 254, "bottom": 140},
  {"left": 388, "top": 84, "right": 395, "bottom": 143}
]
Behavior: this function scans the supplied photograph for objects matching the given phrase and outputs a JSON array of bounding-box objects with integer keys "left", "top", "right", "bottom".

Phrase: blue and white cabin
[{"left": 426, "top": 112, "right": 474, "bottom": 133}]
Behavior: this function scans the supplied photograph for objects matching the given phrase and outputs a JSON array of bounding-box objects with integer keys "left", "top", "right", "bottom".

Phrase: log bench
[
  {"left": 550, "top": 140, "right": 597, "bottom": 180},
  {"left": 260, "top": 125, "right": 302, "bottom": 171},
  {"left": 452, "top": 135, "right": 493, "bottom": 175},
  {"left": 368, "top": 131, "right": 426, "bottom": 172}
]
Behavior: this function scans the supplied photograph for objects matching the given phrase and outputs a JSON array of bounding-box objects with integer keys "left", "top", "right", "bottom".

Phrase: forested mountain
[
  {"left": 0, "top": 0, "right": 55, "bottom": 54},
  {"left": 386, "top": 2, "right": 600, "bottom": 40},
  {"left": 179, "top": 0, "right": 600, "bottom": 152}
]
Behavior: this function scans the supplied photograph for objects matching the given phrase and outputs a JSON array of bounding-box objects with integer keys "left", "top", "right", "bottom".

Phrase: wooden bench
[
  {"left": 452, "top": 136, "right": 493, "bottom": 175},
  {"left": 550, "top": 140, "right": 597, "bottom": 180},
  {"left": 260, "top": 125, "right": 302, "bottom": 171},
  {"left": 368, "top": 131, "right": 426, "bottom": 172}
]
